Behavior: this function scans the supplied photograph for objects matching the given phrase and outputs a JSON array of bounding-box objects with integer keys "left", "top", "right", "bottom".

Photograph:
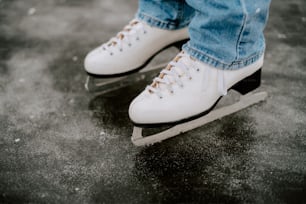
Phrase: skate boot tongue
[
  {"left": 103, "top": 19, "right": 145, "bottom": 50},
  {"left": 109, "top": 20, "right": 139, "bottom": 46},
  {"left": 146, "top": 52, "right": 194, "bottom": 98}
]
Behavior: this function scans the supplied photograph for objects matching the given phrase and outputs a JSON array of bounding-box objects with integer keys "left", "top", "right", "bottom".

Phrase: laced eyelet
[
  {"left": 110, "top": 52, "right": 114, "bottom": 56},
  {"left": 136, "top": 37, "right": 140, "bottom": 41},
  {"left": 128, "top": 43, "right": 132, "bottom": 47},
  {"left": 119, "top": 48, "right": 123, "bottom": 52},
  {"left": 196, "top": 68, "right": 200, "bottom": 72},
  {"left": 159, "top": 96, "right": 163, "bottom": 99},
  {"left": 143, "top": 31, "right": 147, "bottom": 34},
  {"left": 189, "top": 77, "right": 192, "bottom": 80}
]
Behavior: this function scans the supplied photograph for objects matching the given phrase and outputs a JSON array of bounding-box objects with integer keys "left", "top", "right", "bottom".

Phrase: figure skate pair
[{"left": 84, "top": 19, "right": 267, "bottom": 146}]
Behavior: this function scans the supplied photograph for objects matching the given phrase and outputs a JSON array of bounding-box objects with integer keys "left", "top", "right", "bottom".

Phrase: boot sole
[
  {"left": 86, "top": 39, "right": 189, "bottom": 78},
  {"left": 132, "top": 68, "right": 262, "bottom": 128}
]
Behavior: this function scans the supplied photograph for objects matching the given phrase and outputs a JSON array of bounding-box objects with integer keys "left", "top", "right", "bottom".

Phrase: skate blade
[
  {"left": 131, "top": 91, "right": 268, "bottom": 146},
  {"left": 84, "top": 63, "right": 167, "bottom": 94}
]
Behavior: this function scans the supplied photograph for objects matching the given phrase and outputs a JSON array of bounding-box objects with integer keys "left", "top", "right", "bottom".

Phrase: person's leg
[
  {"left": 183, "top": 0, "right": 271, "bottom": 70},
  {"left": 136, "top": 0, "right": 195, "bottom": 30},
  {"left": 129, "top": 0, "right": 272, "bottom": 126},
  {"left": 84, "top": 0, "right": 195, "bottom": 77}
]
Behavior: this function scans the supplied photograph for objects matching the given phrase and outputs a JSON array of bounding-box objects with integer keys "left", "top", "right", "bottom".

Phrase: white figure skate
[
  {"left": 129, "top": 52, "right": 268, "bottom": 146},
  {"left": 84, "top": 19, "right": 189, "bottom": 93}
]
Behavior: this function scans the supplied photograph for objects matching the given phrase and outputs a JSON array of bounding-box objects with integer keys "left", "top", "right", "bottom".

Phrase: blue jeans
[{"left": 137, "top": 0, "right": 271, "bottom": 70}]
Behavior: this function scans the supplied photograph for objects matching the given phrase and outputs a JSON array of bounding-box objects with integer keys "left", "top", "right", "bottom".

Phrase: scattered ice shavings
[
  {"left": 277, "top": 33, "right": 287, "bottom": 39},
  {"left": 100, "top": 131, "right": 106, "bottom": 136},
  {"left": 75, "top": 187, "right": 80, "bottom": 191},
  {"left": 14, "top": 138, "right": 20, "bottom": 143},
  {"left": 256, "top": 8, "right": 261, "bottom": 13},
  {"left": 69, "top": 98, "right": 75, "bottom": 104},
  {"left": 28, "top": 7, "right": 36, "bottom": 16},
  {"left": 18, "top": 78, "right": 25, "bottom": 83},
  {"left": 72, "top": 56, "right": 78, "bottom": 62}
]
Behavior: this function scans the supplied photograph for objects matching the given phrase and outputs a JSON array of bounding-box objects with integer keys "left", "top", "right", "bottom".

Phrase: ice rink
[{"left": 0, "top": 0, "right": 305, "bottom": 203}]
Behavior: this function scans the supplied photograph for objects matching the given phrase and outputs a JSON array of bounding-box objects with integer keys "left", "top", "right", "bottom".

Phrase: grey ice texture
[{"left": 0, "top": 0, "right": 305, "bottom": 203}]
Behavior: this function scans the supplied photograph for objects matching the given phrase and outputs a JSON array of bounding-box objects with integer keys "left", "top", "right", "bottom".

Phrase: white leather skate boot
[
  {"left": 129, "top": 51, "right": 264, "bottom": 126},
  {"left": 84, "top": 19, "right": 189, "bottom": 77}
]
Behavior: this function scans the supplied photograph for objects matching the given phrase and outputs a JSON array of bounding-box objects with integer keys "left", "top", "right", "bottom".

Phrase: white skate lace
[
  {"left": 101, "top": 19, "right": 147, "bottom": 55},
  {"left": 146, "top": 52, "right": 228, "bottom": 98}
]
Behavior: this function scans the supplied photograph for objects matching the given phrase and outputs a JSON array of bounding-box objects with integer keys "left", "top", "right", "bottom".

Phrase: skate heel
[
  {"left": 232, "top": 68, "right": 261, "bottom": 95},
  {"left": 172, "top": 39, "right": 189, "bottom": 50}
]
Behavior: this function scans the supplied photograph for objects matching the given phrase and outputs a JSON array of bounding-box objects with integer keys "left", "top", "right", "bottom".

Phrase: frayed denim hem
[
  {"left": 136, "top": 12, "right": 190, "bottom": 30},
  {"left": 183, "top": 43, "right": 265, "bottom": 70}
]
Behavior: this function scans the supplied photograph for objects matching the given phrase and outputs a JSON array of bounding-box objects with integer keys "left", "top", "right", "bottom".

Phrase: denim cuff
[
  {"left": 136, "top": 12, "right": 190, "bottom": 30},
  {"left": 183, "top": 43, "right": 265, "bottom": 70}
]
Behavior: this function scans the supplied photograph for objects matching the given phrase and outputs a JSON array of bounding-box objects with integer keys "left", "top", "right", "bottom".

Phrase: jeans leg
[
  {"left": 183, "top": 0, "right": 271, "bottom": 70},
  {"left": 136, "top": 0, "right": 195, "bottom": 30}
]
